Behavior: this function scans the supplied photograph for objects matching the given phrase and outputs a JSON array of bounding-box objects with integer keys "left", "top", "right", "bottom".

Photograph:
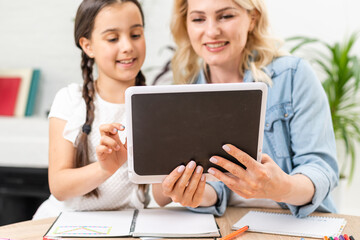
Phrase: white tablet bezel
[{"left": 125, "top": 82, "right": 268, "bottom": 184}]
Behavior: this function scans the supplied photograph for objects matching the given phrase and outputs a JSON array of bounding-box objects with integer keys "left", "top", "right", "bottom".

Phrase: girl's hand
[
  {"left": 208, "top": 144, "right": 292, "bottom": 203},
  {"left": 157, "top": 161, "right": 207, "bottom": 208},
  {"left": 96, "top": 123, "right": 127, "bottom": 176}
]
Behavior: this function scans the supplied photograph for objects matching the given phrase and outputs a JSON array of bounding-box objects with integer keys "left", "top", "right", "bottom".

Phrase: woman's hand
[
  {"left": 152, "top": 161, "right": 207, "bottom": 208},
  {"left": 96, "top": 123, "right": 127, "bottom": 176},
  {"left": 208, "top": 144, "right": 314, "bottom": 205}
]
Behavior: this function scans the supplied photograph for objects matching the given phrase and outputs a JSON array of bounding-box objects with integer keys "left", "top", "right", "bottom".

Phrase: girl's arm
[
  {"left": 48, "top": 118, "right": 110, "bottom": 201},
  {"left": 48, "top": 118, "right": 126, "bottom": 201}
]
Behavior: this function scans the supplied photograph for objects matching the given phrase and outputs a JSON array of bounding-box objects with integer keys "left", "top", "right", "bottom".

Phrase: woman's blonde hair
[{"left": 171, "top": 0, "right": 285, "bottom": 85}]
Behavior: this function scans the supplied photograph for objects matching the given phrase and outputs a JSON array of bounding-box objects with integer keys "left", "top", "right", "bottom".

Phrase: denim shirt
[{"left": 189, "top": 56, "right": 339, "bottom": 218}]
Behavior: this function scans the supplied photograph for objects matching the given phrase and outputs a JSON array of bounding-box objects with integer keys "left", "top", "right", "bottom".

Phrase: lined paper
[{"left": 232, "top": 211, "right": 346, "bottom": 238}]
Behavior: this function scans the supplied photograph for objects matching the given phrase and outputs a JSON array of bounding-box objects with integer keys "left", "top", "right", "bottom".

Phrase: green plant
[{"left": 287, "top": 32, "right": 360, "bottom": 183}]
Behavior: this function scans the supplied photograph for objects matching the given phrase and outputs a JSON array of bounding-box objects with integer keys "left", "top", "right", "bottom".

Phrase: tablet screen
[{"left": 130, "top": 89, "right": 263, "bottom": 176}]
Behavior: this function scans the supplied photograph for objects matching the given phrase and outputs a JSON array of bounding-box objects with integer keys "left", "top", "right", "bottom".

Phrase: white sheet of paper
[
  {"left": 133, "top": 208, "right": 220, "bottom": 237},
  {"left": 45, "top": 210, "right": 135, "bottom": 237}
]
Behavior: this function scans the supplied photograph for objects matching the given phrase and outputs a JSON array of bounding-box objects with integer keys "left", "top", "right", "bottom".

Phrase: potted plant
[{"left": 286, "top": 32, "right": 360, "bottom": 184}]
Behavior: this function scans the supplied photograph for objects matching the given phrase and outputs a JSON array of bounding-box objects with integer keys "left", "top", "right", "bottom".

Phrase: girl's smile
[{"left": 116, "top": 57, "right": 137, "bottom": 68}]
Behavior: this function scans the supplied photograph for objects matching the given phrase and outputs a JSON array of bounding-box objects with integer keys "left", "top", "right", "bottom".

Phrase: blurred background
[{"left": 0, "top": 0, "right": 359, "bottom": 226}]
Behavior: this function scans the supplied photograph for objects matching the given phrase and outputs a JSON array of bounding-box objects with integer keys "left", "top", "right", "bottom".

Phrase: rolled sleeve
[
  {"left": 285, "top": 59, "right": 339, "bottom": 217},
  {"left": 285, "top": 165, "right": 335, "bottom": 218},
  {"left": 187, "top": 181, "right": 230, "bottom": 216}
]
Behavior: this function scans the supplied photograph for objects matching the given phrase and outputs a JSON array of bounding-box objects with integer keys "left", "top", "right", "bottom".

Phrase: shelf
[{"left": 0, "top": 117, "right": 48, "bottom": 168}]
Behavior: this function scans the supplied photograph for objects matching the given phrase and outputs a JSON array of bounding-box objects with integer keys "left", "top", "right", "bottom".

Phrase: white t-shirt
[{"left": 33, "top": 83, "right": 149, "bottom": 219}]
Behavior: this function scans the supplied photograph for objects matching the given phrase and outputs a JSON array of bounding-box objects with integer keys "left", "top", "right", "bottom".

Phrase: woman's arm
[
  {"left": 285, "top": 58, "right": 338, "bottom": 216},
  {"left": 208, "top": 145, "right": 315, "bottom": 206}
]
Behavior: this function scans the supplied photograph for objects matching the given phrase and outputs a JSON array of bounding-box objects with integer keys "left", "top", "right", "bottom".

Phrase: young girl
[{"left": 33, "top": 0, "right": 148, "bottom": 219}]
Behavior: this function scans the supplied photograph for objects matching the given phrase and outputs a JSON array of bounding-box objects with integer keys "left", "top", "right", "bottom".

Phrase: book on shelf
[
  {"left": 0, "top": 68, "right": 40, "bottom": 117},
  {"left": 0, "top": 76, "right": 22, "bottom": 116},
  {"left": 44, "top": 208, "right": 220, "bottom": 238},
  {"left": 25, "top": 69, "right": 41, "bottom": 116}
]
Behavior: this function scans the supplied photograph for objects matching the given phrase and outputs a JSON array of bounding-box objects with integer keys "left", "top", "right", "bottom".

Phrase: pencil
[{"left": 220, "top": 225, "right": 249, "bottom": 240}]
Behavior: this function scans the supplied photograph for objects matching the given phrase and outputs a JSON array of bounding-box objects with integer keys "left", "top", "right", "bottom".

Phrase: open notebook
[
  {"left": 44, "top": 208, "right": 220, "bottom": 238},
  {"left": 232, "top": 211, "right": 346, "bottom": 239}
]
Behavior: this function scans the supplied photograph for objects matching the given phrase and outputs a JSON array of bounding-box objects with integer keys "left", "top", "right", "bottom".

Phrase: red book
[{"left": 0, "top": 77, "right": 21, "bottom": 116}]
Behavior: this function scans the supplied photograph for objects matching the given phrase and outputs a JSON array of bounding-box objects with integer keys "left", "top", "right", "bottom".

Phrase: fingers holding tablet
[
  {"left": 182, "top": 166, "right": 206, "bottom": 208},
  {"left": 160, "top": 161, "right": 206, "bottom": 208}
]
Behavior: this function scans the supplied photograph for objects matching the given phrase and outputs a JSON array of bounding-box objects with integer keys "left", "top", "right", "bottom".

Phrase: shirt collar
[
  {"left": 196, "top": 68, "right": 255, "bottom": 84},
  {"left": 195, "top": 62, "right": 275, "bottom": 84}
]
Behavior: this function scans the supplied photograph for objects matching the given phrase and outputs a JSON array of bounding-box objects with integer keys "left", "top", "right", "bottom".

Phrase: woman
[{"left": 152, "top": 0, "right": 339, "bottom": 218}]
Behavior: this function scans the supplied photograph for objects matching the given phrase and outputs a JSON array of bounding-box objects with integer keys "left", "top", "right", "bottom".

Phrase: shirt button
[
  {"left": 284, "top": 113, "right": 288, "bottom": 118},
  {"left": 266, "top": 123, "right": 269, "bottom": 127}
]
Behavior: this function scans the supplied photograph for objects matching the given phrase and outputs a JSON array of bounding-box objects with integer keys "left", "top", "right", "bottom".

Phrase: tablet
[{"left": 125, "top": 82, "right": 267, "bottom": 183}]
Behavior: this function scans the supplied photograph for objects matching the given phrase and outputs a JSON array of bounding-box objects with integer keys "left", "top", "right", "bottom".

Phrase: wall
[
  {"left": 1, "top": 0, "right": 359, "bottom": 115},
  {"left": 0, "top": 0, "right": 359, "bottom": 214},
  {"left": 0, "top": 0, "right": 175, "bottom": 116},
  {"left": 266, "top": 0, "right": 360, "bottom": 40}
]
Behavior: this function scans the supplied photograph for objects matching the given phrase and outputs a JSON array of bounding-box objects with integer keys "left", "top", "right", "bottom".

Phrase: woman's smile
[{"left": 204, "top": 41, "right": 229, "bottom": 52}]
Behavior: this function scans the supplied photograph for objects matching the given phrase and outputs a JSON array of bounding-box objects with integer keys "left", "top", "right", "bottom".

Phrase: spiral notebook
[{"left": 232, "top": 210, "right": 346, "bottom": 239}]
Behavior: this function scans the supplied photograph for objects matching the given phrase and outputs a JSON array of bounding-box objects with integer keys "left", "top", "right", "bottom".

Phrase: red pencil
[{"left": 220, "top": 225, "right": 249, "bottom": 240}]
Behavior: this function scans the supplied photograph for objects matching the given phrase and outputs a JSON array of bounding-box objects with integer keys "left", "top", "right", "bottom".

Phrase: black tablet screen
[{"left": 131, "top": 90, "right": 262, "bottom": 175}]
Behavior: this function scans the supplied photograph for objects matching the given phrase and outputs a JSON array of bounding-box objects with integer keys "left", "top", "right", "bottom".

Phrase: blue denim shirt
[{"left": 189, "top": 56, "right": 339, "bottom": 218}]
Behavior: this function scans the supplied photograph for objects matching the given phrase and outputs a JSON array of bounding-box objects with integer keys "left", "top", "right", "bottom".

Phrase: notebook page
[
  {"left": 45, "top": 210, "right": 135, "bottom": 237},
  {"left": 232, "top": 211, "right": 346, "bottom": 238},
  {"left": 133, "top": 208, "right": 220, "bottom": 237}
]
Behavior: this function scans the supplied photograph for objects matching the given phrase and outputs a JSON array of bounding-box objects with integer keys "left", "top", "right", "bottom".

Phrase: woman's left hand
[
  {"left": 208, "top": 144, "right": 292, "bottom": 202},
  {"left": 160, "top": 161, "right": 207, "bottom": 208}
]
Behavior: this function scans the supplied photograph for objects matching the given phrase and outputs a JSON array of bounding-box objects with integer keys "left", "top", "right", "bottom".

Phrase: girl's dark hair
[{"left": 74, "top": 0, "right": 146, "bottom": 198}]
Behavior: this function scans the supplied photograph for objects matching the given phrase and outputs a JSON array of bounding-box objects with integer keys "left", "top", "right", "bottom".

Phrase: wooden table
[{"left": 0, "top": 207, "right": 359, "bottom": 240}]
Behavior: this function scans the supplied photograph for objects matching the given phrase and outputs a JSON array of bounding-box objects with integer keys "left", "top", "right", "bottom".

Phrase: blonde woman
[{"left": 152, "top": 0, "right": 338, "bottom": 218}]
